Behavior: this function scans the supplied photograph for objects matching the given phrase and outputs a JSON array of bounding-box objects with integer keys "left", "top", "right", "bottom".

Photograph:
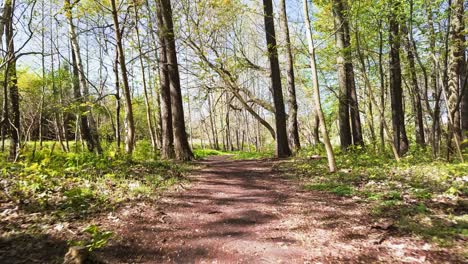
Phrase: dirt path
[{"left": 101, "top": 156, "right": 460, "bottom": 263}]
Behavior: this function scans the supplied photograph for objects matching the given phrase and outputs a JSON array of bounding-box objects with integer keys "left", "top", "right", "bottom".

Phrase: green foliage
[
  {"left": 279, "top": 146, "right": 468, "bottom": 246},
  {"left": 1, "top": 142, "right": 187, "bottom": 220},
  {"left": 193, "top": 148, "right": 229, "bottom": 159},
  {"left": 192, "top": 148, "right": 274, "bottom": 160},
  {"left": 305, "top": 182, "right": 354, "bottom": 196},
  {"left": 68, "top": 224, "right": 113, "bottom": 252},
  {"left": 63, "top": 187, "right": 103, "bottom": 212},
  {"left": 82, "top": 225, "right": 113, "bottom": 251},
  {"left": 229, "top": 150, "right": 275, "bottom": 160}
]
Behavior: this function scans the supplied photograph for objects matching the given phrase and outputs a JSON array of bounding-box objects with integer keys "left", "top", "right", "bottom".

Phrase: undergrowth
[
  {"left": 278, "top": 146, "right": 468, "bottom": 247},
  {"left": 0, "top": 141, "right": 188, "bottom": 241},
  {"left": 193, "top": 147, "right": 274, "bottom": 160}
]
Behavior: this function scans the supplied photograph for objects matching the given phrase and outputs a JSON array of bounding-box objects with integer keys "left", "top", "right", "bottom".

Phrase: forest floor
[
  {"left": 97, "top": 156, "right": 464, "bottom": 263},
  {"left": 1, "top": 155, "right": 465, "bottom": 263}
]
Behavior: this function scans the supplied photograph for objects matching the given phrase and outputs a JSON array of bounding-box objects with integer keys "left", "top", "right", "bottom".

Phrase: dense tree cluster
[{"left": 0, "top": 0, "right": 466, "bottom": 169}]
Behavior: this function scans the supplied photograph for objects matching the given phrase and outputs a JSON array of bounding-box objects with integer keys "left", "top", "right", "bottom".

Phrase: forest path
[{"left": 102, "top": 156, "right": 455, "bottom": 263}]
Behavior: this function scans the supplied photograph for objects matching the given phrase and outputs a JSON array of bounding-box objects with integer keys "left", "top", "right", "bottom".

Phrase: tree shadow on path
[{"left": 99, "top": 156, "right": 465, "bottom": 263}]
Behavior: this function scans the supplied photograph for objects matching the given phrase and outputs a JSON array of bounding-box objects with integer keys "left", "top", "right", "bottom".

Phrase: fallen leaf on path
[{"left": 371, "top": 219, "right": 394, "bottom": 230}]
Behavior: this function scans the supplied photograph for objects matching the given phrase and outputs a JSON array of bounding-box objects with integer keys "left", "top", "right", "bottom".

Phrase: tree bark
[
  {"left": 389, "top": 0, "right": 409, "bottom": 155},
  {"left": 378, "top": 21, "right": 386, "bottom": 152},
  {"left": 333, "top": 0, "right": 351, "bottom": 149},
  {"left": 155, "top": 0, "right": 175, "bottom": 159},
  {"left": 447, "top": 0, "right": 464, "bottom": 146},
  {"left": 332, "top": 0, "right": 363, "bottom": 149},
  {"left": 133, "top": 0, "right": 157, "bottom": 152},
  {"left": 262, "top": 0, "right": 291, "bottom": 158},
  {"left": 157, "top": 0, "right": 193, "bottom": 160},
  {"left": 4, "top": 0, "right": 20, "bottom": 160},
  {"left": 461, "top": 56, "right": 468, "bottom": 140},
  {"left": 113, "top": 50, "right": 122, "bottom": 151},
  {"left": 64, "top": 0, "right": 102, "bottom": 154},
  {"left": 424, "top": 2, "right": 441, "bottom": 156},
  {"left": 207, "top": 91, "right": 219, "bottom": 149},
  {"left": 111, "top": 0, "right": 135, "bottom": 155},
  {"left": 402, "top": 22, "right": 425, "bottom": 146},
  {"left": 279, "top": 0, "right": 300, "bottom": 151},
  {"left": 303, "top": 0, "right": 337, "bottom": 172}
]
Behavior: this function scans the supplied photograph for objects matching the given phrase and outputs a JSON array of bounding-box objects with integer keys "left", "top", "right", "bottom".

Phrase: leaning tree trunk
[
  {"left": 158, "top": 0, "right": 193, "bottom": 161},
  {"left": 402, "top": 23, "right": 425, "bottom": 146},
  {"left": 388, "top": 0, "right": 409, "bottom": 156},
  {"left": 279, "top": 0, "right": 300, "bottom": 151},
  {"left": 111, "top": 0, "right": 135, "bottom": 154},
  {"left": 425, "top": 2, "right": 441, "bottom": 156},
  {"left": 64, "top": 0, "right": 102, "bottom": 154},
  {"left": 133, "top": 0, "right": 157, "bottom": 152},
  {"left": 262, "top": 0, "right": 291, "bottom": 158},
  {"left": 145, "top": 0, "right": 164, "bottom": 151},
  {"left": 303, "top": 0, "right": 337, "bottom": 172}
]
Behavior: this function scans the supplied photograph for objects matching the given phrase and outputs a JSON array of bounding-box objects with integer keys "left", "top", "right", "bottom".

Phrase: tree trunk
[
  {"left": 262, "top": 0, "right": 291, "bottom": 158},
  {"left": 133, "top": 1, "right": 157, "bottom": 152},
  {"left": 378, "top": 21, "right": 386, "bottom": 152},
  {"left": 424, "top": 2, "right": 441, "bottom": 156},
  {"left": 39, "top": 0, "right": 45, "bottom": 148},
  {"left": 225, "top": 93, "right": 232, "bottom": 151},
  {"left": 4, "top": 0, "right": 20, "bottom": 160},
  {"left": 447, "top": 0, "right": 464, "bottom": 147},
  {"left": 354, "top": 24, "right": 376, "bottom": 148},
  {"left": 389, "top": 0, "right": 409, "bottom": 156},
  {"left": 207, "top": 91, "right": 219, "bottom": 150},
  {"left": 279, "top": 0, "right": 300, "bottom": 151},
  {"left": 144, "top": 0, "right": 163, "bottom": 149},
  {"left": 111, "top": 0, "right": 135, "bottom": 155},
  {"left": 113, "top": 50, "right": 122, "bottom": 151},
  {"left": 303, "top": 0, "right": 337, "bottom": 172},
  {"left": 461, "top": 56, "right": 468, "bottom": 140},
  {"left": 402, "top": 22, "right": 425, "bottom": 146},
  {"left": 332, "top": 0, "right": 363, "bottom": 149},
  {"left": 333, "top": 0, "right": 351, "bottom": 150},
  {"left": 155, "top": 0, "right": 175, "bottom": 159},
  {"left": 157, "top": 0, "right": 193, "bottom": 160},
  {"left": 64, "top": 0, "right": 102, "bottom": 154}
]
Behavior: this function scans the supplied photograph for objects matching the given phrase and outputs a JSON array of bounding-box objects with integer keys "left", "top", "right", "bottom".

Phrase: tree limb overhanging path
[{"left": 101, "top": 156, "right": 460, "bottom": 263}]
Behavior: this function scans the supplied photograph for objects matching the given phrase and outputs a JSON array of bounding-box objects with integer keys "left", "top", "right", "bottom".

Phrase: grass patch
[
  {"left": 229, "top": 150, "right": 275, "bottom": 160},
  {"left": 193, "top": 148, "right": 229, "bottom": 159},
  {"left": 305, "top": 183, "right": 354, "bottom": 196},
  {"left": 0, "top": 143, "right": 188, "bottom": 240},
  {"left": 279, "top": 146, "right": 468, "bottom": 246},
  {"left": 192, "top": 148, "right": 275, "bottom": 160}
]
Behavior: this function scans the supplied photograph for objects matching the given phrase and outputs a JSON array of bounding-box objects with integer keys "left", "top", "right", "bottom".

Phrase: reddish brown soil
[{"left": 97, "top": 156, "right": 463, "bottom": 263}]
